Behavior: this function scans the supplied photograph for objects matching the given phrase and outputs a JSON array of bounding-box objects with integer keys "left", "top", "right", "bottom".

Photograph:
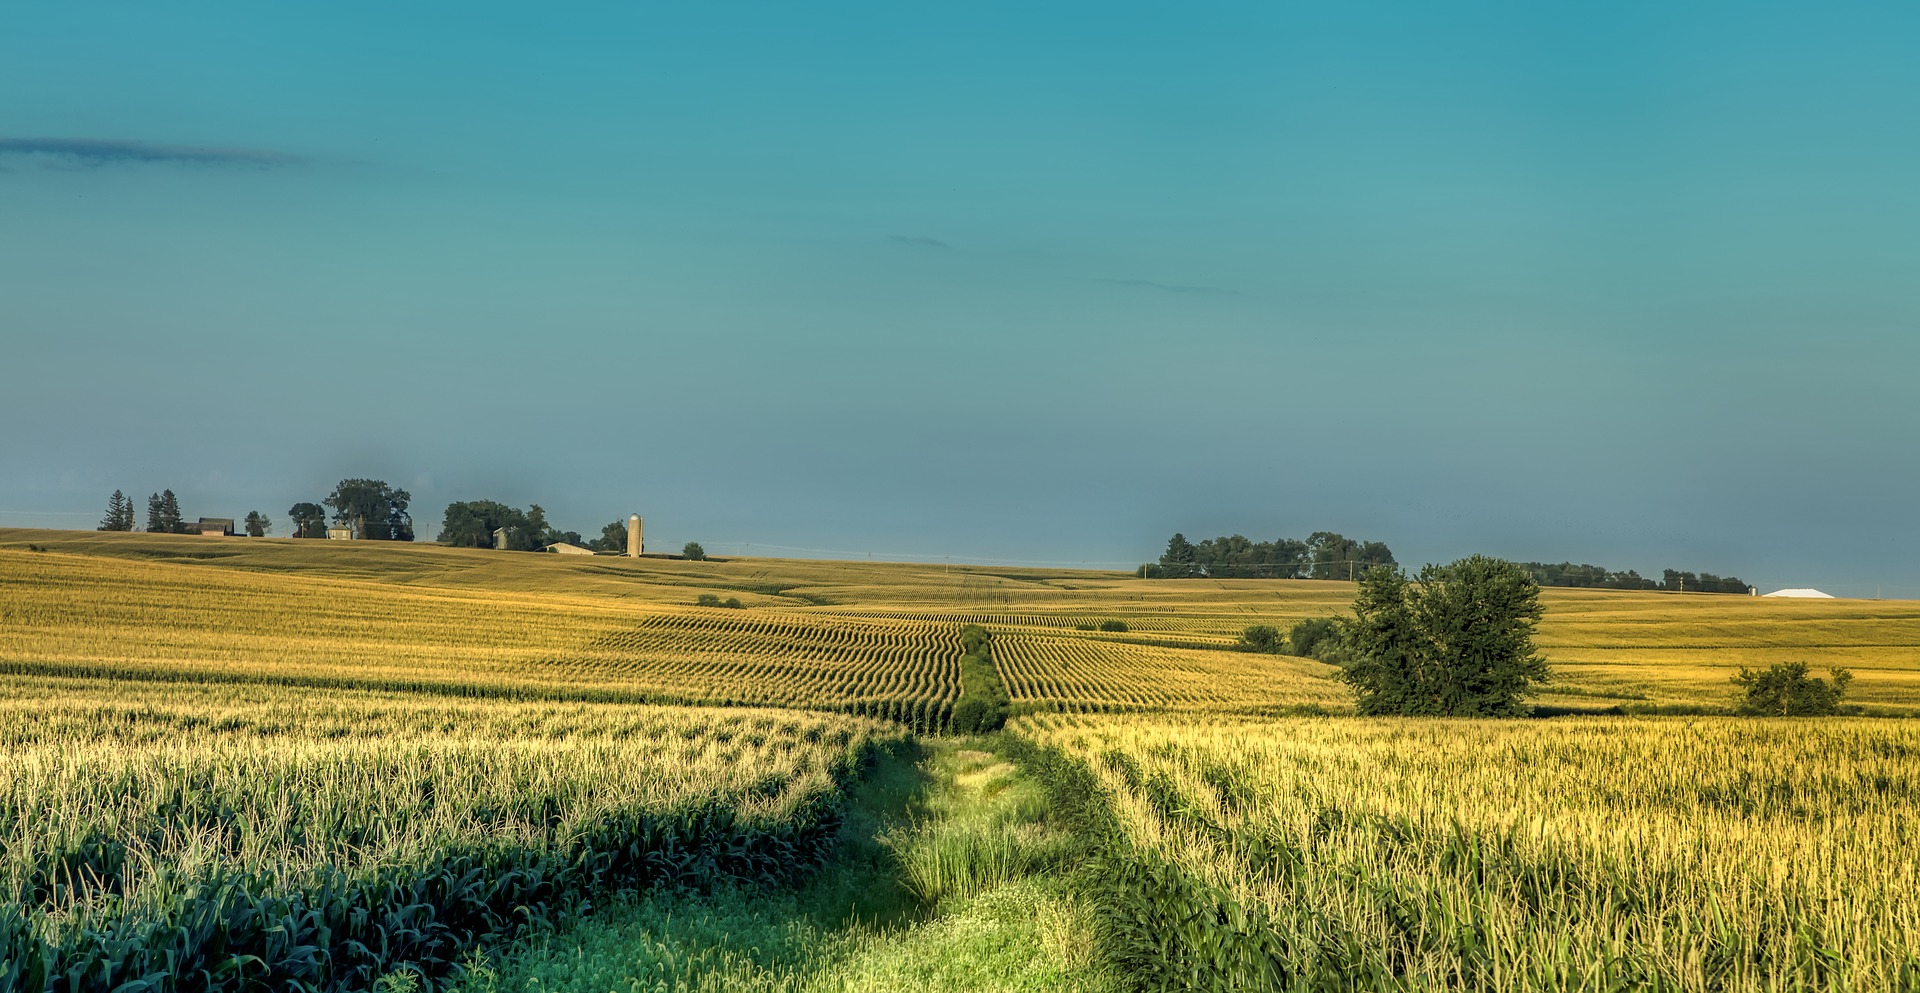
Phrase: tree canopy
[
  {"left": 438, "top": 500, "right": 578, "bottom": 551},
  {"left": 324, "top": 479, "right": 413, "bottom": 541},
  {"left": 1518, "top": 561, "right": 1751, "bottom": 594},
  {"left": 1733, "top": 662, "right": 1853, "bottom": 716},
  {"left": 1340, "top": 556, "right": 1547, "bottom": 716},
  {"left": 1148, "top": 531, "right": 1395, "bottom": 579},
  {"left": 287, "top": 503, "right": 329, "bottom": 538},
  {"left": 595, "top": 521, "right": 629, "bottom": 553},
  {"left": 243, "top": 511, "right": 271, "bottom": 537}
]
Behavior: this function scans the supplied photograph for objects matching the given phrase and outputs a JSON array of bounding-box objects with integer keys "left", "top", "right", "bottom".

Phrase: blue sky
[{"left": 3, "top": 2, "right": 1916, "bottom": 595}]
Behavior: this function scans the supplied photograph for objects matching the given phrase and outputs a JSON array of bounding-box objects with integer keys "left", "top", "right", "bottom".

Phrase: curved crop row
[{"left": 0, "top": 680, "right": 902, "bottom": 992}]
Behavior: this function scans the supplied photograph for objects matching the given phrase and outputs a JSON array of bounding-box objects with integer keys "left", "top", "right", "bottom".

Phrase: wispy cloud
[
  {"left": 1099, "top": 278, "right": 1238, "bottom": 296},
  {"left": 888, "top": 235, "right": 952, "bottom": 249},
  {"left": 0, "top": 137, "right": 301, "bottom": 168}
]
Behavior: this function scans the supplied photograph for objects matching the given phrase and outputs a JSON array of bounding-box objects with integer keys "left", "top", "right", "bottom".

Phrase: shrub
[
  {"left": 695, "top": 594, "right": 722, "bottom": 607},
  {"left": 1733, "top": 662, "right": 1853, "bottom": 716},
  {"left": 723, "top": 597, "right": 742, "bottom": 609},
  {"left": 1097, "top": 620, "right": 1129, "bottom": 633},
  {"left": 1237, "top": 625, "right": 1283, "bottom": 653},
  {"left": 1287, "top": 617, "right": 1342, "bottom": 660}
]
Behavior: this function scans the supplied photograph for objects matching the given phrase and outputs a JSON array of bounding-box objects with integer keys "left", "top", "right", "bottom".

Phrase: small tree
[
  {"left": 1237, "top": 624, "right": 1283, "bottom": 653},
  {"left": 1341, "top": 556, "right": 1547, "bottom": 716},
  {"left": 683, "top": 542, "right": 706, "bottom": 561},
  {"left": 1733, "top": 662, "right": 1853, "bottom": 716},
  {"left": 595, "top": 521, "right": 629, "bottom": 553},
  {"left": 145, "top": 493, "right": 165, "bottom": 533},
  {"left": 244, "top": 511, "right": 271, "bottom": 537}
]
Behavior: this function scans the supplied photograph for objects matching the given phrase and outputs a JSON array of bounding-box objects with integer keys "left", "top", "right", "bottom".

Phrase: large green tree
[
  {"left": 1341, "top": 556, "right": 1547, "bottom": 716},
  {"left": 243, "top": 511, "right": 272, "bottom": 537},
  {"left": 437, "top": 500, "right": 551, "bottom": 550},
  {"left": 288, "top": 502, "right": 328, "bottom": 538},
  {"left": 324, "top": 479, "right": 413, "bottom": 541}
]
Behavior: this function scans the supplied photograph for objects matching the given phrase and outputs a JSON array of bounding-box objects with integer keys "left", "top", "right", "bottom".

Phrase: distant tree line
[
  {"left": 1142, "top": 532, "right": 1396, "bottom": 579},
  {"left": 439, "top": 500, "right": 580, "bottom": 551},
  {"left": 1519, "top": 562, "right": 1750, "bottom": 594},
  {"left": 100, "top": 488, "right": 274, "bottom": 536}
]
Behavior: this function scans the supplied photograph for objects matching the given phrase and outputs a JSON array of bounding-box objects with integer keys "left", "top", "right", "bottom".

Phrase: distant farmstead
[
  {"left": 194, "top": 518, "right": 235, "bottom": 536},
  {"left": 543, "top": 542, "right": 595, "bottom": 555},
  {"left": 326, "top": 524, "right": 355, "bottom": 541}
]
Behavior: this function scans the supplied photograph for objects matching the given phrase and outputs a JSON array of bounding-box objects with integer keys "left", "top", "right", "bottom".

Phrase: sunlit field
[
  {"left": 3, "top": 528, "right": 1918, "bottom": 990},
  {"left": 1018, "top": 713, "right": 1920, "bottom": 991},
  {"left": 5, "top": 528, "right": 1917, "bottom": 716}
]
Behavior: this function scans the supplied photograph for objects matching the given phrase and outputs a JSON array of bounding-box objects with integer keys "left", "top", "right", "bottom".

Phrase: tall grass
[{"left": 884, "top": 748, "right": 1076, "bottom": 906}]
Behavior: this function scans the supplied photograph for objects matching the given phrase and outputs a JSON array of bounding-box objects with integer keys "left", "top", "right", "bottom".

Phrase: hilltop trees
[
  {"left": 1150, "top": 531, "right": 1395, "bottom": 579},
  {"left": 324, "top": 479, "right": 413, "bottom": 541},
  {"left": 288, "top": 503, "right": 328, "bottom": 538},
  {"left": 243, "top": 511, "right": 272, "bottom": 537},
  {"left": 145, "top": 491, "right": 184, "bottom": 534},
  {"left": 595, "top": 521, "right": 629, "bottom": 553},
  {"left": 1341, "top": 556, "right": 1547, "bottom": 716},
  {"left": 438, "top": 500, "right": 576, "bottom": 550},
  {"left": 98, "top": 491, "right": 135, "bottom": 531},
  {"left": 683, "top": 542, "right": 706, "bottom": 561},
  {"left": 1518, "top": 562, "right": 1751, "bottom": 594}
]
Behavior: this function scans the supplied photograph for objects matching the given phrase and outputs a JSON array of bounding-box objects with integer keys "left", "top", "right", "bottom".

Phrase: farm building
[
  {"left": 194, "top": 518, "right": 235, "bottom": 536},
  {"left": 326, "top": 524, "right": 355, "bottom": 540},
  {"left": 543, "top": 542, "right": 595, "bottom": 555},
  {"left": 1764, "top": 588, "right": 1834, "bottom": 598}
]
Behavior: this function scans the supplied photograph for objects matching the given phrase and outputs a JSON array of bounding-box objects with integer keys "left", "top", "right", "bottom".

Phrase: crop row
[
  {"left": 568, "top": 612, "right": 963, "bottom": 712},
  {"left": 0, "top": 679, "right": 902, "bottom": 992},
  {"left": 992, "top": 634, "right": 1350, "bottom": 712},
  {"left": 1017, "top": 713, "right": 1920, "bottom": 992}
]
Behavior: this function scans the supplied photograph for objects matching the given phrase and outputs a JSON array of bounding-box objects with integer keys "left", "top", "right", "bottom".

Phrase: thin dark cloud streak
[
  {"left": 0, "top": 137, "right": 301, "bottom": 168},
  {"left": 888, "top": 235, "right": 952, "bottom": 249},
  {"left": 1099, "top": 277, "right": 1238, "bottom": 296}
]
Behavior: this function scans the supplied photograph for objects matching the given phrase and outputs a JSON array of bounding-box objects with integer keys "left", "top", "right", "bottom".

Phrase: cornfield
[
  {"left": 1017, "top": 713, "right": 1920, "bottom": 991},
  {"left": 7, "top": 532, "right": 1919, "bottom": 715},
  {"left": 0, "top": 676, "right": 900, "bottom": 990}
]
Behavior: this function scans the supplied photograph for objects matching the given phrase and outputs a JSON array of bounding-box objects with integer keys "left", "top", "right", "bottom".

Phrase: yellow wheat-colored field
[{"left": 3, "top": 529, "right": 1918, "bottom": 714}]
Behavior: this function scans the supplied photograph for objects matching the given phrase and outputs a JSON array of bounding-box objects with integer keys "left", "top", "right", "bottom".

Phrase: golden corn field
[
  {"left": 3, "top": 528, "right": 1920, "bottom": 991},
  {"left": 1018, "top": 714, "right": 1920, "bottom": 991}
]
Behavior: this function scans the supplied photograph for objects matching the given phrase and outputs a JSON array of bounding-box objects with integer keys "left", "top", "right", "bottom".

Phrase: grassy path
[{"left": 451, "top": 738, "right": 1113, "bottom": 993}]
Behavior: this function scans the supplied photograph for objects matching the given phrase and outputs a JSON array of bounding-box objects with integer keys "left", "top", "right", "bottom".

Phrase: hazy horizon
[{"left": 5, "top": 2, "right": 1917, "bottom": 598}]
